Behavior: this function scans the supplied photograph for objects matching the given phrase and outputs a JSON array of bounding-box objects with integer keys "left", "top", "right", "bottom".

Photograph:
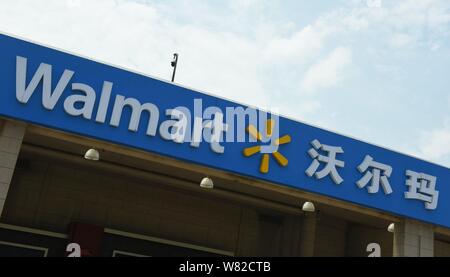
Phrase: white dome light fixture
[
  {"left": 302, "top": 201, "right": 315, "bottom": 213},
  {"left": 84, "top": 148, "right": 100, "bottom": 161},
  {"left": 387, "top": 223, "right": 395, "bottom": 233},
  {"left": 200, "top": 177, "right": 214, "bottom": 189}
]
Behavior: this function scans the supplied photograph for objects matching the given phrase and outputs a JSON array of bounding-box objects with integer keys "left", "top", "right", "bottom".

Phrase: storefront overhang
[{"left": 0, "top": 32, "right": 449, "bottom": 231}]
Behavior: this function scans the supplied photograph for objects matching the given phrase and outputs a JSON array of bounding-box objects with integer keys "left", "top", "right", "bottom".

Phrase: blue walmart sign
[{"left": 1, "top": 33, "right": 449, "bottom": 228}]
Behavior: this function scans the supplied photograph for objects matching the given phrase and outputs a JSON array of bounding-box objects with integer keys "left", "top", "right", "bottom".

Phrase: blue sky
[{"left": 0, "top": 0, "right": 449, "bottom": 167}]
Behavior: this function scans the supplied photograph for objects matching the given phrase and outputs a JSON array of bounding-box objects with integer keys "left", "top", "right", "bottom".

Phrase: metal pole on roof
[{"left": 171, "top": 53, "right": 179, "bottom": 82}]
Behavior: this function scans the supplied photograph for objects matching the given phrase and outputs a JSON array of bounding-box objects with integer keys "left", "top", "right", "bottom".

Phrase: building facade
[{"left": 0, "top": 33, "right": 449, "bottom": 257}]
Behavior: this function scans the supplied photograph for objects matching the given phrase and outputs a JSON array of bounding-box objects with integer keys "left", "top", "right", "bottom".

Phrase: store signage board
[{"left": 1, "top": 33, "right": 449, "bottom": 227}]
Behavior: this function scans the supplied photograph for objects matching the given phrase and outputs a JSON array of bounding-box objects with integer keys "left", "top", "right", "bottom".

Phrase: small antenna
[{"left": 171, "top": 53, "right": 179, "bottom": 82}]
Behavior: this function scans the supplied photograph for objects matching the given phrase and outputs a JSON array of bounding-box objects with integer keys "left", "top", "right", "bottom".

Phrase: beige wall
[
  {"left": 4, "top": 151, "right": 308, "bottom": 255},
  {"left": 0, "top": 120, "right": 26, "bottom": 216},
  {"left": 393, "top": 220, "right": 434, "bottom": 257},
  {"left": 345, "top": 223, "right": 393, "bottom": 257},
  {"left": 314, "top": 215, "right": 348, "bottom": 256},
  {"left": 2, "top": 147, "right": 399, "bottom": 256},
  {"left": 434, "top": 240, "right": 450, "bottom": 257},
  {"left": 2, "top": 153, "right": 244, "bottom": 252}
]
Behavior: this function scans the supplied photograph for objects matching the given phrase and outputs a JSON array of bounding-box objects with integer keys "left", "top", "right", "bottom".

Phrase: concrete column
[
  {"left": 0, "top": 120, "right": 26, "bottom": 217},
  {"left": 280, "top": 216, "right": 302, "bottom": 256},
  {"left": 235, "top": 208, "right": 260, "bottom": 257},
  {"left": 393, "top": 219, "right": 434, "bottom": 257},
  {"left": 299, "top": 213, "right": 317, "bottom": 257}
]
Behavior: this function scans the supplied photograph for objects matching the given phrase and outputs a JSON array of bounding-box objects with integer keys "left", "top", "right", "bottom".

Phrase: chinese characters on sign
[
  {"left": 305, "top": 140, "right": 439, "bottom": 210},
  {"left": 357, "top": 155, "right": 393, "bottom": 195},
  {"left": 405, "top": 170, "right": 439, "bottom": 210},
  {"left": 306, "top": 139, "right": 345, "bottom": 184}
]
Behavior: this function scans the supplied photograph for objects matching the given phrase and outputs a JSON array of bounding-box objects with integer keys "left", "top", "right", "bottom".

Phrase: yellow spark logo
[{"left": 243, "top": 119, "right": 291, "bottom": 174}]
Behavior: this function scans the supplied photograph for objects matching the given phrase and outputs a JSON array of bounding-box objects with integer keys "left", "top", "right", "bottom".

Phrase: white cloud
[
  {"left": 301, "top": 47, "right": 352, "bottom": 93},
  {"left": 341, "top": 13, "right": 369, "bottom": 31},
  {"left": 0, "top": 0, "right": 273, "bottom": 108},
  {"left": 366, "top": 0, "right": 382, "bottom": 9},
  {"left": 279, "top": 100, "right": 322, "bottom": 121},
  {"left": 230, "top": 0, "right": 261, "bottom": 11},
  {"left": 418, "top": 119, "right": 450, "bottom": 163},
  {"left": 338, "top": 0, "right": 450, "bottom": 50},
  {"left": 263, "top": 24, "right": 329, "bottom": 65},
  {"left": 0, "top": 0, "right": 339, "bottom": 117},
  {"left": 1, "top": 0, "right": 443, "bottom": 108},
  {"left": 389, "top": 33, "right": 416, "bottom": 48},
  {"left": 394, "top": 0, "right": 450, "bottom": 29}
]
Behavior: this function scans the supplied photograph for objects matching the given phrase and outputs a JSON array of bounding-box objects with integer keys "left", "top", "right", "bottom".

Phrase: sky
[{"left": 0, "top": 0, "right": 449, "bottom": 168}]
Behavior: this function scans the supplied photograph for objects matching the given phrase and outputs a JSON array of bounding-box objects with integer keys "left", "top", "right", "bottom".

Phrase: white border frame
[
  {"left": 0, "top": 240, "right": 48, "bottom": 257},
  {"left": 112, "top": 250, "right": 150, "bottom": 257},
  {"left": 0, "top": 223, "right": 234, "bottom": 256},
  {"left": 0, "top": 223, "right": 67, "bottom": 238},
  {"left": 105, "top": 228, "right": 234, "bottom": 256}
]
